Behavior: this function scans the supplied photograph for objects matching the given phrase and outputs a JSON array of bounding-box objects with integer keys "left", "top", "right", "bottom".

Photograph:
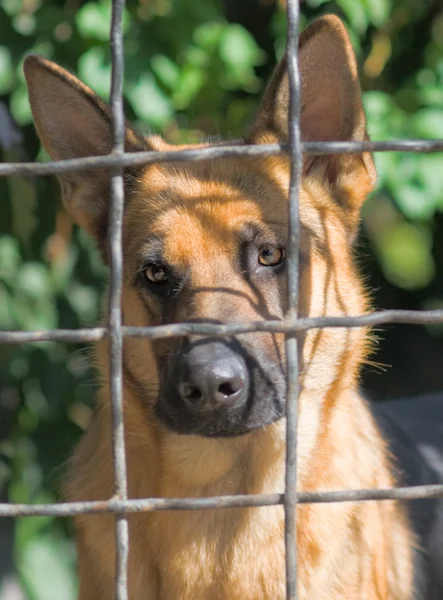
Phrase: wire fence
[{"left": 2, "top": 0, "right": 443, "bottom": 599}]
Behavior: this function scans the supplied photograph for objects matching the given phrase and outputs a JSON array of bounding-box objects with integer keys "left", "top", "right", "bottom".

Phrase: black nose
[{"left": 178, "top": 343, "right": 247, "bottom": 413}]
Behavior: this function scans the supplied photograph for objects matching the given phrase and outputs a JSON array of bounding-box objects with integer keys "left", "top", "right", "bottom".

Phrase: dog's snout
[{"left": 178, "top": 344, "right": 247, "bottom": 413}]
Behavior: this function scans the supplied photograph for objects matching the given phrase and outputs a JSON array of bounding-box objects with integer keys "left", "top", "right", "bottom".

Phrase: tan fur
[{"left": 24, "top": 15, "right": 413, "bottom": 600}]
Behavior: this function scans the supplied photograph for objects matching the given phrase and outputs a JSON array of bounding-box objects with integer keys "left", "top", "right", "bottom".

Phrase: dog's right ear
[
  {"left": 248, "top": 16, "right": 376, "bottom": 231},
  {"left": 24, "top": 55, "right": 148, "bottom": 244}
]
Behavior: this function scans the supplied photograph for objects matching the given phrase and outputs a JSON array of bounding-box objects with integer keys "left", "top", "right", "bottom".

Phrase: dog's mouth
[
  {"left": 154, "top": 401, "right": 253, "bottom": 437},
  {"left": 154, "top": 392, "right": 285, "bottom": 437}
]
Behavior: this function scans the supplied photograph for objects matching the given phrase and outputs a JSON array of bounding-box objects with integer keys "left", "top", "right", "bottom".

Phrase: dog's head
[{"left": 24, "top": 16, "right": 375, "bottom": 439}]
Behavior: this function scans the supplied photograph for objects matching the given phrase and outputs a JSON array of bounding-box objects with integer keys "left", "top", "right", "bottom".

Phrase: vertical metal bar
[
  {"left": 284, "top": 0, "right": 302, "bottom": 598},
  {"left": 109, "top": 1, "right": 129, "bottom": 599}
]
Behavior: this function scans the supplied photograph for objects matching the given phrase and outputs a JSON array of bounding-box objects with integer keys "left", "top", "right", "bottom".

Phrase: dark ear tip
[
  {"left": 23, "top": 54, "right": 61, "bottom": 85},
  {"left": 301, "top": 14, "right": 349, "bottom": 44},
  {"left": 311, "top": 14, "right": 346, "bottom": 30},
  {"left": 322, "top": 14, "right": 349, "bottom": 39},
  {"left": 24, "top": 54, "right": 45, "bottom": 73},
  {"left": 316, "top": 14, "right": 345, "bottom": 27},
  {"left": 23, "top": 54, "right": 38, "bottom": 80}
]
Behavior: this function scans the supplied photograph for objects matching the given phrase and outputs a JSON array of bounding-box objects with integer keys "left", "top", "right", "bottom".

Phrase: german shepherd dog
[{"left": 24, "top": 15, "right": 415, "bottom": 600}]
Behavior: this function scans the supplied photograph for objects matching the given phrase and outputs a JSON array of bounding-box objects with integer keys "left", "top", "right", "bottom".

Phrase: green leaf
[
  {"left": 0, "top": 235, "right": 21, "bottom": 280},
  {"left": 151, "top": 54, "right": 180, "bottom": 90},
  {"left": 305, "top": 0, "right": 330, "bottom": 6},
  {"left": 0, "top": 46, "right": 14, "bottom": 95},
  {"left": 376, "top": 222, "right": 435, "bottom": 290},
  {"left": 76, "top": 0, "right": 131, "bottom": 41},
  {"left": 78, "top": 46, "right": 111, "bottom": 99},
  {"left": 417, "top": 154, "right": 443, "bottom": 210},
  {"left": 128, "top": 73, "right": 173, "bottom": 128},
  {"left": 336, "top": 0, "right": 368, "bottom": 33},
  {"left": 18, "top": 535, "right": 77, "bottom": 600},
  {"left": 67, "top": 282, "right": 99, "bottom": 323},
  {"left": 185, "top": 46, "right": 209, "bottom": 69},
  {"left": 0, "top": 284, "right": 14, "bottom": 329},
  {"left": 373, "top": 153, "right": 398, "bottom": 192},
  {"left": 217, "top": 24, "right": 264, "bottom": 92},
  {"left": 7, "top": 169, "right": 38, "bottom": 245},
  {"left": 394, "top": 182, "right": 436, "bottom": 220},
  {"left": 17, "top": 263, "right": 53, "bottom": 300},
  {"left": 364, "top": 92, "right": 395, "bottom": 137},
  {"left": 412, "top": 108, "right": 443, "bottom": 139},
  {"left": 362, "top": 0, "right": 391, "bottom": 27},
  {"left": 9, "top": 83, "right": 32, "bottom": 125},
  {"left": 13, "top": 13, "right": 36, "bottom": 36},
  {"left": 14, "top": 300, "right": 58, "bottom": 330},
  {"left": 194, "top": 21, "right": 224, "bottom": 51},
  {"left": 2, "top": 0, "right": 23, "bottom": 17},
  {"left": 173, "top": 64, "right": 205, "bottom": 110},
  {"left": 15, "top": 494, "right": 55, "bottom": 553},
  {"left": 219, "top": 24, "right": 264, "bottom": 71}
]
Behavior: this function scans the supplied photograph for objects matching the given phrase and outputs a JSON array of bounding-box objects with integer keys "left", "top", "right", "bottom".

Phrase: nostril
[
  {"left": 218, "top": 379, "right": 242, "bottom": 397},
  {"left": 181, "top": 383, "right": 202, "bottom": 401}
]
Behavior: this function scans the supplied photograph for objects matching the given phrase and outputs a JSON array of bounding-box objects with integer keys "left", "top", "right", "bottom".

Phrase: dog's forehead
[
  {"left": 128, "top": 167, "right": 262, "bottom": 266},
  {"left": 123, "top": 156, "right": 326, "bottom": 265},
  {"left": 126, "top": 158, "right": 281, "bottom": 242}
]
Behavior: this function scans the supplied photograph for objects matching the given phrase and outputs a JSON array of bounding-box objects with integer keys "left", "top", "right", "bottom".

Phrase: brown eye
[
  {"left": 144, "top": 264, "right": 168, "bottom": 284},
  {"left": 258, "top": 244, "right": 285, "bottom": 267}
]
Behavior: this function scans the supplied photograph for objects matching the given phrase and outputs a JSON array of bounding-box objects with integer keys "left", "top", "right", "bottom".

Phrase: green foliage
[
  {"left": 1, "top": 0, "right": 443, "bottom": 596},
  {"left": 18, "top": 533, "right": 77, "bottom": 600}
]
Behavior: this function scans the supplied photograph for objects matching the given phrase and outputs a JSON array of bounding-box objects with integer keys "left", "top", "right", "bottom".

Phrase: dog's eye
[
  {"left": 144, "top": 264, "right": 168, "bottom": 284},
  {"left": 258, "top": 244, "right": 285, "bottom": 267}
]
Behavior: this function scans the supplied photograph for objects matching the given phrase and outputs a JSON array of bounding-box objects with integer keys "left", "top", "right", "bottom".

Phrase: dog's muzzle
[
  {"left": 155, "top": 337, "right": 285, "bottom": 437},
  {"left": 177, "top": 342, "right": 248, "bottom": 414}
]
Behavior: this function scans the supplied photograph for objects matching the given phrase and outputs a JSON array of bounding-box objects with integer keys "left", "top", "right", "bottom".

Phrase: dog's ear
[
  {"left": 248, "top": 15, "right": 376, "bottom": 221},
  {"left": 24, "top": 55, "right": 148, "bottom": 244}
]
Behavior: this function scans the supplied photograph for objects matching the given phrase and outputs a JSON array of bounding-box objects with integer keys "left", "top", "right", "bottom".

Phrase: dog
[{"left": 24, "top": 14, "right": 417, "bottom": 600}]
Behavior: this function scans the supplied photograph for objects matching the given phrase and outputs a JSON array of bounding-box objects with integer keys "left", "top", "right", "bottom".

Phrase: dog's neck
[
  {"left": 157, "top": 419, "right": 288, "bottom": 496},
  {"left": 117, "top": 381, "right": 358, "bottom": 501}
]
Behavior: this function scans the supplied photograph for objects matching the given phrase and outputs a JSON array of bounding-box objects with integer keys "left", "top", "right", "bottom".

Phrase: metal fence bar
[
  {"left": 108, "top": 1, "right": 129, "bottom": 599},
  {"left": 1, "top": 139, "right": 443, "bottom": 177},
  {"left": 2, "top": 482, "right": 443, "bottom": 518},
  {"left": 2, "top": 308, "right": 443, "bottom": 344},
  {"left": 284, "top": 0, "right": 303, "bottom": 600},
  {"left": 284, "top": 0, "right": 303, "bottom": 598}
]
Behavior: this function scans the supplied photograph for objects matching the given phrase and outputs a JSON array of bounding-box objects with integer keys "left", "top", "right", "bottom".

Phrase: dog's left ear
[
  {"left": 248, "top": 15, "right": 376, "bottom": 221},
  {"left": 23, "top": 54, "right": 148, "bottom": 248}
]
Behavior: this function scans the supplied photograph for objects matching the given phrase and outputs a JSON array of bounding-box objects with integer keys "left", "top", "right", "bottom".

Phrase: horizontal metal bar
[
  {"left": 0, "top": 494, "right": 282, "bottom": 517},
  {"left": 1, "top": 309, "right": 443, "bottom": 344},
  {"left": 2, "top": 483, "right": 443, "bottom": 518},
  {"left": 306, "top": 139, "right": 443, "bottom": 154},
  {"left": 0, "top": 328, "right": 106, "bottom": 343},
  {"left": 1, "top": 139, "right": 443, "bottom": 177},
  {"left": 0, "top": 144, "right": 282, "bottom": 176}
]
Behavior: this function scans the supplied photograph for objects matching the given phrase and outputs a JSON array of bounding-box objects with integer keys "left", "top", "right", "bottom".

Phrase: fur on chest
[{"left": 136, "top": 506, "right": 286, "bottom": 600}]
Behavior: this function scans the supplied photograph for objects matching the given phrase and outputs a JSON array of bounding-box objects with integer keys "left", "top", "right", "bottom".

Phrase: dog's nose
[{"left": 178, "top": 344, "right": 247, "bottom": 412}]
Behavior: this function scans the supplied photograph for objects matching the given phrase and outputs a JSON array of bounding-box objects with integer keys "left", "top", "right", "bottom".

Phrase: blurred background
[{"left": 1, "top": 0, "right": 443, "bottom": 597}]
